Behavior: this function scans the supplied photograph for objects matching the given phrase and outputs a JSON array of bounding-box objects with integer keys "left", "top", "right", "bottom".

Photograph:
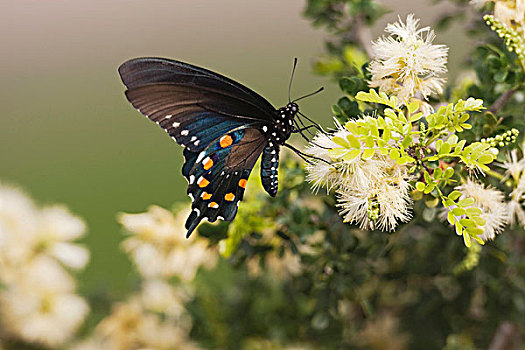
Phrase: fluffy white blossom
[
  {"left": 337, "top": 156, "right": 413, "bottom": 231},
  {"left": 305, "top": 123, "right": 357, "bottom": 192},
  {"left": 0, "top": 184, "right": 90, "bottom": 347},
  {"left": 72, "top": 294, "right": 200, "bottom": 350},
  {"left": 306, "top": 126, "right": 413, "bottom": 232},
  {"left": 501, "top": 150, "right": 525, "bottom": 226},
  {"left": 0, "top": 256, "right": 89, "bottom": 347},
  {"left": 456, "top": 179, "right": 508, "bottom": 241},
  {"left": 119, "top": 205, "right": 217, "bottom": 281},
  {"left": 369, "top": 14, "right": 448, "bottom": 105}
]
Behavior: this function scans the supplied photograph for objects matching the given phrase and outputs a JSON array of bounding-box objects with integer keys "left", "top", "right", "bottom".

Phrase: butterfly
[{"left": 118, "top": 57, "right": 322, "bottom": 237}]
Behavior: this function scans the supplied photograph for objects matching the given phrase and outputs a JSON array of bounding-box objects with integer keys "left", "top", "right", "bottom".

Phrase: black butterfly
[{"left": 118, "top": 57, "right": 321, "bottom": 237}]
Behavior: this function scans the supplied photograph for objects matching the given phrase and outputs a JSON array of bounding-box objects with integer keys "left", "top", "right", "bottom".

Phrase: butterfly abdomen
[{"left": 261, "top": 144, "right": 280, "bottom": 197}]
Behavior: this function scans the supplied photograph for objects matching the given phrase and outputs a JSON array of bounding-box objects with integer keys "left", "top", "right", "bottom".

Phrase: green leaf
[
  {"left": 443, "top": 168, "right": 454, "bottom": 179},
  {"left": 416, "top": 182, "right": 425, "bottom": 191},
  {"left": 452, "top": 207, "right": 466, "bottom": 216},
  {"left": 343, "top": 148, "right": 362, "bottom": 161},
  {"left": 449, "top": 191, "right": 462, "bottom": 200},
  {"left": 361, "top": 148, "right": 375, "bottom": 160},
  {"left": 389, "top": 148, "right": 401, "bottom": 160},
  {"left": 459, "top": 198, "right": 475, "bottom": 207},
  {"left": 466, "top": 207, "right": 483, "bottom": 216},
  {"left": 407, "top": 101, "right": 419, "bottom": 114},
  {"left": 459, "top": 218, "right": 477, "bottom": 228},
  {"left": 346, "top": 134, "right": 361, "bottom": 148},
  {"left": 463, "top": 231, "right": 472, "bottom": 247},
  {"left": 447, "top": 211, "right": 456, "bottom": 225},
  {"left": 332, "top": 136, "right": 350, "bottom": 148}
]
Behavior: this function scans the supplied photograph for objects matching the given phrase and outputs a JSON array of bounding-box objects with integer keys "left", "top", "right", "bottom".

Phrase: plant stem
[
  {"left": 488, "top": 87, "right": 520, "bottom": 114},
  {"left": 485, "top": 168, "right": 505, "bottom": 181}
]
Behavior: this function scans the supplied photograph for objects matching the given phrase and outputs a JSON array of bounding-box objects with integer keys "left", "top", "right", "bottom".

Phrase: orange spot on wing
[
  {"left": 238, "top": 179, "right": 247, "bottom": 188},
  {"left": 197, "top": 177, "right": 210, "bottom": 188},
  {"left": 224, "top": 193, "right": 235, "bottom": 201},
  {"left": 219, "top": 135, "right": 233, "bottom": 148},
  {"left": 203, "top": 158, "right": 214, "bottom": 170},
  {"left": 208, "top": 201, "right": 219, "bottom": 208},
  {"left": 201, "top": 192, "right": 212, "bottom": 200}
]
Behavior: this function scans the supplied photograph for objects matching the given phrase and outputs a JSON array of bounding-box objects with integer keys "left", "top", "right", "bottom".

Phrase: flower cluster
[
  {"left": 307, "top": 125, "right": 414, "bottom": 231},
  {"left": 119, "top": 205, "right": 217, "bottom": 281},
  {"left": 474, "top": 0, "right": 525, "bottom": 36},
  {"left": 0, "top": 184, "right": 89, "bottom": 347},
  {"left": 502, "top": 149, "right": 525, "bottom": 226},
  {"left": 368, "top": 15, "right": 448, "bottom": 107},
  {"left": 73, "top": 205, "right": 216, "bottom": 349},
  {"left": 454, "top": 179, "right": 508, "bottom": 241}
]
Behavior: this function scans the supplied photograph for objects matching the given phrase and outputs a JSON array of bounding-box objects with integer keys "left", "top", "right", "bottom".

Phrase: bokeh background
[{"left": 0, "top": 0, "right": 470, "bottom": 298}]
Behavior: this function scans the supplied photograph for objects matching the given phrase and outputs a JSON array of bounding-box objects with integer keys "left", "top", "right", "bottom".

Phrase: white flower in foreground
[
  {"left": 369, "top": 14, "right": 448, "bottom": 104},
  {"left": 34, "top": 205, "right": 90, "bottom": 270},
  {"left": 0, "top": 184, "right": 89, "bottom": 283},
  {"left": 456, "top": 179, "right": 508, "bottom": 241},
  {"left": 140, "top": 279, "right": 190, "bottom": 319},
  {"left": 0, "top": 257, "right": 89, "bottom": 347},
  {"left": 0, "top": 183, "right": 90, "bottom": 347},
  {"left": 119, "top": 205, "right": 217, "bottom": 281},
  {"left": 83, "top": 296, "right": 201, "bottom": 350}
]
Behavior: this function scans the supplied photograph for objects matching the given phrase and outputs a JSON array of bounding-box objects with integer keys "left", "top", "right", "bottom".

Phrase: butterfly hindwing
[{"left": 184, "top": 128, "right": 267, "bottom": 236}]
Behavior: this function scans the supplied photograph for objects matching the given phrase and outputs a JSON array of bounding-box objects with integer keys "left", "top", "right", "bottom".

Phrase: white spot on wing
[
  {"left": 190, "top": 136, "right": 197, "bottom": 142},
  {"left": 181, "top": 129, "right": 189, "bottom": 136},
  {"left": 189, "top": 175, "right": 195, "bottom": 184},
  {"left": 217, "top": 216, "right": 225, "bottom": 220},
  {"left": 194, "top": 208, "right": 200, "bottom": 215},
  {"left": 172, "top": 121, "right": 180, "bottom": 128},
  {"left": 196, "top": 151, "right": 205, "bottom": 163}
]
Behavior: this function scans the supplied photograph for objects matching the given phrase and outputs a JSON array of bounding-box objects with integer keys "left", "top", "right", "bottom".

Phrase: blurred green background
[{"left": 0, "top": 0, "right": 469, "bottom": 298}]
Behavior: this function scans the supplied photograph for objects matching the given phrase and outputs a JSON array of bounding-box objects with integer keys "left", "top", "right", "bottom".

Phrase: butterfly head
[{"left": 287, "top": 102, "right": 299, "bottom": 113}]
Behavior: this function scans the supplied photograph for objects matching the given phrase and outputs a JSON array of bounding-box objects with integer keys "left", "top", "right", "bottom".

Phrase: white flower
[
  {"left": 305, "top": 124, "right": 356, "bottom": 192},
  {"left": 337, "top": 156, "right": 413, "bottom": 231},
  {"left": 306, "top": 124, "right": 414, "bottom": 232},
  {"left": 119, "top": 205, "right": 217, "bottom": 281},
  {"left": 0, "top": 184, "right": 90, "bottom": 347},
  {"left": 508, "top": 172, "right": 525, "bottom": 227},
  {"left": 88, "top": 295, "right": 201, "bottom": 350},
  {"left": 501, "top": 149, "right": 525, "bottom": 181},
  {"left": 140, "top": 279, "right": 190, "bottom": 318},
  {"left": 369, "top": 14, "right": 448, "bottom": 104},
  {"left": 456, "top": 179, "right": 508, "bottom": 241},
  {"left": 0, "top": 185, "right": 89, "bottom": 283},
  {"left": 0, "top": 257, "right": 89, "bottom": 347},
  {"left": 34, "top": 206, "right": 90, "bottom": 270}
]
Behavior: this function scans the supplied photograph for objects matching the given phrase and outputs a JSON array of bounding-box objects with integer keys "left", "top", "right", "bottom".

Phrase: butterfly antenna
[
  {"left": 288, "top": 57, "right": 298, "bottom": 103},
  {"left": 292, "top": 87, "right": 324, "bottom": 103}
]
